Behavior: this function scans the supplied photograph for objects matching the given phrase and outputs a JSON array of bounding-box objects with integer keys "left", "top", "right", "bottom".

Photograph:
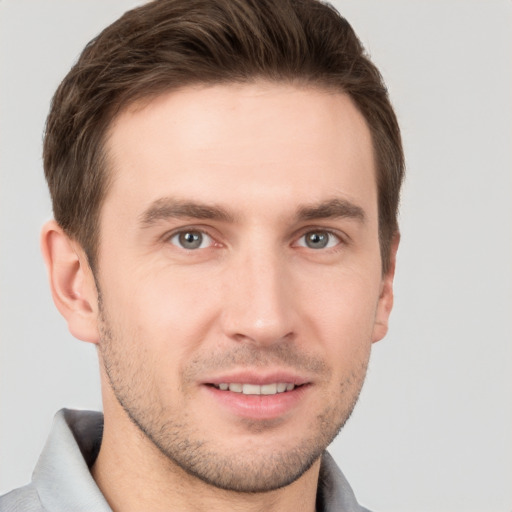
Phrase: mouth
[
  {"left": 202, "top": 375, "right": 310, "bottom": 420},
  {"left": 209, "top": 382, "right": 300, "bottom": 395}
]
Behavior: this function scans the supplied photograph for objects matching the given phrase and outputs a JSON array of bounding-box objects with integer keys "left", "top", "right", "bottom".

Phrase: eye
[
  {"left": 169, "top": 230, "right": 213, "bottom": 250},
  {"left": 297, "top": 230, "right": 340, "bottom": 250}
]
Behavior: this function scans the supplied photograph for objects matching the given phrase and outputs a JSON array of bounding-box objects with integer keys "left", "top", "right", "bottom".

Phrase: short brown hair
[{"left": 44, "top": 0, "right": 404, "bottom": 273}]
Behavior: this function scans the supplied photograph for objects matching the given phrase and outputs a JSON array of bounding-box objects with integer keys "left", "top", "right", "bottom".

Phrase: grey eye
[
  {"left": 170, "top": 230, "right": 212, "bottom": 250},
  {"left": 298, "top": 231, "right": 339, "bottom": 249}
]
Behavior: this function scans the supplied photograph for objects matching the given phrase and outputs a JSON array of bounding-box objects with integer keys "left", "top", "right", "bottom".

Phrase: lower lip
[{"left": 203, "top": 384, "right": 310, "bottom": 420}]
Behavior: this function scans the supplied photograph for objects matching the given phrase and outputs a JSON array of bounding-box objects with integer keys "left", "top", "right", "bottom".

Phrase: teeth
[
  {"left": 260, "top": 383, "right": 277, "bottom": 395},
  {"left": 242, "top": 383, "right": 261, "bottom": 395},
  {"left": 215, "top": 382, "right": 296, "bottom": 395}
]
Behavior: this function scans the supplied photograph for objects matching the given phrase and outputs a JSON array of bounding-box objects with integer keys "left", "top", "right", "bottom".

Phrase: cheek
[
  {"left": 101, "top": 263, "right": 221, "bottom": 356},
  {"left": 301, "top": 265, "right": 382, "bottom": 335},
  {"left": 296, "top": 267, "right": 381, "bottom": 380}
]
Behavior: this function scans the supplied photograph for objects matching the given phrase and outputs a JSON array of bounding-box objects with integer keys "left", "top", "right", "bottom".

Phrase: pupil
[
  {"left": 179, "top": 231, "right": 202, "bottom": 249},
  {"left": 307, "top": 232, "right": 328, "bottom": 249}
]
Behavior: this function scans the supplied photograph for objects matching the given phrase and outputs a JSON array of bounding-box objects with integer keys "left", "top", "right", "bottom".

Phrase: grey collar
[{"left": 31, "top": 409, "right": 368, "bottom": 512}]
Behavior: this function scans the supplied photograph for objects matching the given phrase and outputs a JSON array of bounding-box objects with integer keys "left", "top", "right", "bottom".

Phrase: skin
[{"left": 41, "top": 82, "right": 398, "bottom": 512}]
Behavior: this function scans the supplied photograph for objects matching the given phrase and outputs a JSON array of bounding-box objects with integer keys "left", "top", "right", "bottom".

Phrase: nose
[{"left": 220, "top": 247, "right": 296, "bottom": 346}]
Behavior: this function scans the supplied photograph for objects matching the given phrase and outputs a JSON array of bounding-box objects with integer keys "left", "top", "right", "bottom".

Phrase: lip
[
  {"left": 201, "top": 370, "right": 312, "bottom": 420},
  {"left": 202, "top": 370, "right": 311, "bottom": 387}
]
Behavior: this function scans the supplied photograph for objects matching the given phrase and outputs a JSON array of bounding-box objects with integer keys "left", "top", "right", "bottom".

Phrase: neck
[{"left": 91, "top": 392, "right": 320, "bottom": 512}]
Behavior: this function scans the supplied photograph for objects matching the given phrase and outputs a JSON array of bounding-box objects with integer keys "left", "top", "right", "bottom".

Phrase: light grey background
[{"left": 1, "top": 1, "right": 511, "bottom": 511}]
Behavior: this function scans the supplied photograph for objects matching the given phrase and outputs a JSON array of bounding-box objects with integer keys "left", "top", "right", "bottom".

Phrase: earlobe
[
  {"left": 372, "top": 232, "right": 400, "bottom": 343},
  {"left": 40, "top": 220, "right": 100, "bottom": 344}
]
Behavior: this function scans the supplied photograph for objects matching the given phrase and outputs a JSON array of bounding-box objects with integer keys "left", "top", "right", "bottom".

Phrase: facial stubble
[{"left": 97, "top": 300, "right": 370, "bottom": 494}]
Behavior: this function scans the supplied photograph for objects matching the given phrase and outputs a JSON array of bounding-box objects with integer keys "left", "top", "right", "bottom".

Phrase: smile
[
  {"left": 212, "top": 383, "right": 297, "bottom": 395},
  {"left": 205, "top": 379, "right": 310, "bottom": 419}
]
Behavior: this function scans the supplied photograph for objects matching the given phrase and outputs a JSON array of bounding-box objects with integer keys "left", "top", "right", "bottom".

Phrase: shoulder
[
  {"left": 0, "top": 409, "right": 106, "bottom": 512},
  {"left": 0, "top": 484, "right": 45, "bottom": 512}
]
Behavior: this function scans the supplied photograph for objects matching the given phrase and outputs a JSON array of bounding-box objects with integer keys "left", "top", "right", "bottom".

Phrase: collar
[{"left": 32, "top": 409, "right": 367, "bottom": 512}]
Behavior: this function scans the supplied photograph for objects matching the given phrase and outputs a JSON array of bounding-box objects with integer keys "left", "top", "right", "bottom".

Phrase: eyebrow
[
  {"left": 296, "top": 198, "right": 366, "bottom": 223},
  {"left": 139, "top": 196, "right": 365, "bottom": 227},
  {"left": 140, "top": 198, "right": 236, "bottom": 226}
]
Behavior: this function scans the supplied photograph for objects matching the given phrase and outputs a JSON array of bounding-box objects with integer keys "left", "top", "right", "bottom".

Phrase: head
[
  {"left": 44, "top": 0, "right": 403, "bottom": 275},
  {"left": 41, "top": 0, "right": 404, "bottom": 496}
]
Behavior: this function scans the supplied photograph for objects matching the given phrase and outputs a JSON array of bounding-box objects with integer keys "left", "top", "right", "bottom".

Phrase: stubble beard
[{"left": 97, "top": 303, "right": 370, "bottom": 493}]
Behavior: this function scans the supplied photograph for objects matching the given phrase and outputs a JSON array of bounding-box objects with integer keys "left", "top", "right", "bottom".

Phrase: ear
[
  {"left": 372, "top": 232, "right": 400, "bottom": 343},
  {"left": 41, "top": 220, "right": 100, "bottom": 344}
]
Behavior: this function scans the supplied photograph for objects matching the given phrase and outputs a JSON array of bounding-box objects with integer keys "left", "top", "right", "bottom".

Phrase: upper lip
[{"left": 202, "top": 370, "right": 311, "bottom": 386}]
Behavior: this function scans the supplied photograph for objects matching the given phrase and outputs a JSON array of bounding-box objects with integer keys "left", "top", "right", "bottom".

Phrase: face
[{"left": 94, "top": 82, "right": 394, "bottom": 492}]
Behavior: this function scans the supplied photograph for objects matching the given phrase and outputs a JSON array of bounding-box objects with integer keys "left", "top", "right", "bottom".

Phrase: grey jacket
[{"left": 0, "top": 409, "right": 371, "bottom": 511}]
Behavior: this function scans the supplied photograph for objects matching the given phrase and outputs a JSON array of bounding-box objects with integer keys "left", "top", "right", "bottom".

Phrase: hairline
[{"left": 81, "top": 78, "right": 392, "bottom": 274}]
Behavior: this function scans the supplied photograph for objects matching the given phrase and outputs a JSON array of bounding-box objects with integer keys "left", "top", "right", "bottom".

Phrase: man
[{"left": 0, "top": 0, "right": 403, "bottom": 510}]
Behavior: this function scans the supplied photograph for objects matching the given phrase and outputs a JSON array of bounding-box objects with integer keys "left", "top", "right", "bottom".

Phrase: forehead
[{"left": 103, "top": 82, "right": 376, "bottom": 221}]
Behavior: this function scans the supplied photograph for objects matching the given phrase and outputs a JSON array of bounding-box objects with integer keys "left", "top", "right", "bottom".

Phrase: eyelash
[
  {"left": 294, "top": 229, "right": 343, "bottom": 250},
  {"left": 166, "top": 228, "right": 217, "bottom": 250},
  {"left": 164, "top": 227, "right": 346, "bottom": 252}
]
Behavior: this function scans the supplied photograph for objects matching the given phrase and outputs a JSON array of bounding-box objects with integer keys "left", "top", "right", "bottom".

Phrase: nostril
[{"left": 231, "top": 330, "right": 295, "bottom": 347}]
